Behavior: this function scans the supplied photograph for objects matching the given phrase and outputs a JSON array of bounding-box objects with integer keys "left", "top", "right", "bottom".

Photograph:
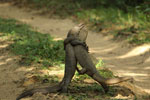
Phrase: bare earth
[{"left": 0, "top": 2, "right": 150, "bottom": 100}]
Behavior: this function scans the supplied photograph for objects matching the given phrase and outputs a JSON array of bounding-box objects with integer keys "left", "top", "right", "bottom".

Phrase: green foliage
[
  {"left": 99, "top": 69, "right": 114, "bottom": 78},
  {"left": 14, "top": 0, "right": 150, "bottom": 44},
  {"left": 96, "top": 59, "right": 105, "bottom": 68},
  {"left": 96, "top": 59, "right": 114, "bottom": 78},
  {"left": 0, "top": 17, "right": 65, "bottom": 66},
  {"left": 24, "top": 0, "right": 147, "bottom": 9}
]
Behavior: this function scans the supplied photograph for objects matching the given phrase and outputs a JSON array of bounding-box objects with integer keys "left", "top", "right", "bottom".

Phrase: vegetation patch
[{"left": 0, "top": 17, "right": 65, "bottom": 66}]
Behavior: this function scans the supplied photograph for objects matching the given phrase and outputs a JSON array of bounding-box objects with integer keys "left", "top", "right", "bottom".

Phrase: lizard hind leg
[
  {"left": 76, "top": 67, "right": 87, "bottom": 75},
  {"left": 92, "top": 72, "right": 109, "bottom": 93}
]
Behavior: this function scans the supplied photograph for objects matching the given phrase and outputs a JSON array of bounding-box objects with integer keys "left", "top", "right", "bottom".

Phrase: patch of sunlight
[
  {"left": 145, "top": 89, "right": 150, "bottom": 93},
  {"left": 111, "top": 94, "right": 132, "bottom": 100},
  {"left": 20, "top": 19, "right": 33, "bottom": 23},
  {"left": 0, "top": 44, "right": 8, "bottom": 48},
  {"left": 0, "top": 61, "right": 5, "bottom": 65},
  {"left": 53, "top": 37, "right": 63, "bottom": 41},
  {"left": 0, "top": 55, "right": 5, "bottom": 60},
  {"left": 123, "top": 73, "right": 148, "bottom": 77},
  {"left": 144, "top": 67, "right": 150, "bottom": 70},
  {"left": 0, "top": 55, "right": 9, "bottom": 65},
  {"left": 17, "top": 67, "right": 35, "bottom": 72},
  {"left": 5, "top": 58, "right": 13, "bottom": 62},
  {"left": 41, "top": 70, "right": 64, "bottom": 76},
  {"left": 90, "top": 45, "right": 117, "bottom": 53},
  {"left": 118, "top": 44, "right": 150, "bottom": 58}
]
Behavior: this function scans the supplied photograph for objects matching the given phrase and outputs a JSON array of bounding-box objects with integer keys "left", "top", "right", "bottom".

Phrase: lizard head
[
  {"left": 68, "top": 23, "right": 85, "bottom": 36},
  {"left": 68, "top": 23, "right": 88, "bottom": 42}
]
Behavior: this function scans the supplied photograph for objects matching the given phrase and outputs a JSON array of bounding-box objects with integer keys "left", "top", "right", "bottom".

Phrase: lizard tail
[
  {"left": 16, "top": 85, "right": 61, "bottom": 100},
  {"left": 105, "top": 77, "right": 133, "bottom": 85}
]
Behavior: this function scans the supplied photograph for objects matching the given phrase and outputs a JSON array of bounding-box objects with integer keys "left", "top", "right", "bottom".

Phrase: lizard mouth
[
  {"left": 78, "top": 23, "right": 85, "bottom": 31},
  {"left": 75, "top": 23, "right": 85, "bottom": 36},
  {"left": 69, "top": 23, "right": 85, "bottom": 36}
]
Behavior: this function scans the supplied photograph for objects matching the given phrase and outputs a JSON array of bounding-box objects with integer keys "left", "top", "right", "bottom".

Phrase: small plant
[{"left": 96, "top": 59, "right": 105, "bottom": 68}]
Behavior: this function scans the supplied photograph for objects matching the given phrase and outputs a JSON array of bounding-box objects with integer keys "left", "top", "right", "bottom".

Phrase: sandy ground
[
  {"left": 0, "top": 2, "right": 150, "bottom": 100},
  {"left": 0, "top": 35, "right": 27, "bottom": 100}
]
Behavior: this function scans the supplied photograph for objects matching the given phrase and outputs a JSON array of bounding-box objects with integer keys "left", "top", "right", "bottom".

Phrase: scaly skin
[
  {"left": 16, "top": 24, "right": 86, "bottom": 100},
  {"left": 16, "top": 24, "right": 132, "bottom": 100},
  {"left": 61, "top": 24, "right": 88, "bottom": 92},
  {"left": 65, "top": 24, "right": 133, "bottom": 93},
  {"left": 73, "top": 45, "right": 132, "bottom": 92}
]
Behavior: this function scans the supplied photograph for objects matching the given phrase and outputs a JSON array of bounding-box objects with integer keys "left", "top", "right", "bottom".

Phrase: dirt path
[
  {"left": 0, "top": 2, "right": 150, "bottom": 99},
  {"left": 0, "top": 35, "right": 27, "bottom": 99}
]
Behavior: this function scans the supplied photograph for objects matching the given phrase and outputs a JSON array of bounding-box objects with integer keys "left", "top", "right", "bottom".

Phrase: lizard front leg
[{"left": 76, "top": 67, "right": 87, "bottom": 75}]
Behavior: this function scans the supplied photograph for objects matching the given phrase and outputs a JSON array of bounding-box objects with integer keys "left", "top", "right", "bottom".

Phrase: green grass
[
  {"left": 13, "top": 0, "right": 150, "bottom": 44},
  {"left": 0, "top": 17, "right": 65, "bottom": 66}
]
